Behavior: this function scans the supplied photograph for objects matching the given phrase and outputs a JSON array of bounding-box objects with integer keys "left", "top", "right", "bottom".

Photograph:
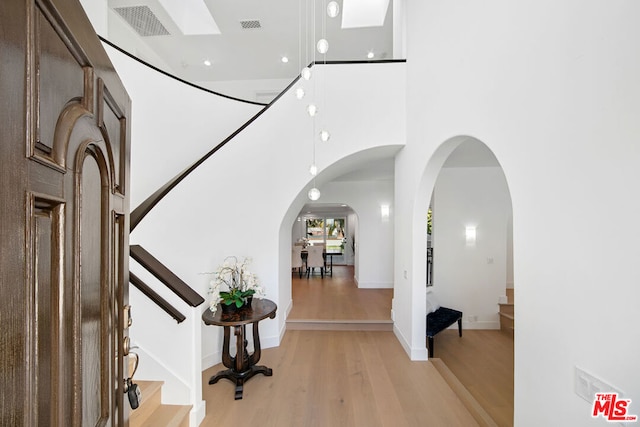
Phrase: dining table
[{"left": 300, "top": 247, "right": 343, "bottom": 276}]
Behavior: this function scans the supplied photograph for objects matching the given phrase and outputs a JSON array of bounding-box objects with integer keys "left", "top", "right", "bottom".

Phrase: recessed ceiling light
[
  {"left": 281, "top": 56, "right": 289, "bottom": 63},
  {"left": 367, "top": 51, "right": 374, "bottom": 59},
  {"left": 203, "top": 59, "right": 212, "bottom": 66}
]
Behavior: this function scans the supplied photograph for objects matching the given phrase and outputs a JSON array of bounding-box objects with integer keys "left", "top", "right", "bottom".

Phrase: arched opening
[
  {"left": 278, "top": 146, "right": 401, "bottom": 329},
  {"left": 418, "top": 136, "right": 514, "bottom": 424}
]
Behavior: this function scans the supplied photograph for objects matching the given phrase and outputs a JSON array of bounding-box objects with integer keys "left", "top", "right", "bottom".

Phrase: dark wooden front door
[{"left": 1, "top": 0, "right": 131, "bottom": 425}]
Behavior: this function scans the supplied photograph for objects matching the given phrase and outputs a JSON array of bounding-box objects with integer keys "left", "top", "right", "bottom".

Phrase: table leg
[
  {"left": 330, "top": 254, "right": 333, "bottom": 276},
  {"left": 220, "top": 326, "right": 233, "bottom": 369},
  {"left": 208, "top": 323, "right": 272, "bottom": 400}
]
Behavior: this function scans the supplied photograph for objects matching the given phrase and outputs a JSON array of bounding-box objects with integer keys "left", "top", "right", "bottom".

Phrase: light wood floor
[
  {"left": 434, "top": 330, "right": 514, "bottom": 427},
  {"left": 201, "top": 330, "right": 479, "bottom": 427},
  {"left": 200, "top": 265, "right": 513, "bottom": 426},
  {"left": 288, "top": 265, "right": 393, "bottom": 321}
]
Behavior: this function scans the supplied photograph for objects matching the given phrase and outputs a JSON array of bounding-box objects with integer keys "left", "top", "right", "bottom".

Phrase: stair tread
[
  {"left": 133, "top": 404, "right": 191, "bottom": 427},
  {"left": 498, "top": 312, "right": 514, "bottom": 320},
  {"left": 129, "top": 380, "right": 164, "bottom": 425},
  {"left": 136, "top": 380, "right": 164, "bottom": 398}
]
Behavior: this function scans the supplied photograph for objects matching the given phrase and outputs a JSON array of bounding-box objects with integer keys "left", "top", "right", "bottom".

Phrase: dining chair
[
  {"left": 306, "top": 245, "right": 324, "bottom": 278},
  {"left": 291, "top": 246, "right": 304, "bottom": 278}
]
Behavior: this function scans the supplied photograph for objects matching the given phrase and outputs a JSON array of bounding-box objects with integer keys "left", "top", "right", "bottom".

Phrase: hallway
[
  {"left": 285, "top": 264, "right": 514, "bottom": 426},
  {"left": 288, "top": 265, "right": 393, "bottom": 321}
]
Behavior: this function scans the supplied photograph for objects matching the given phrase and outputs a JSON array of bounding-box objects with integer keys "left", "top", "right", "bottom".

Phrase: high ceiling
[{"left": 105, "top": 0, "right": 396, "bottom": 102}]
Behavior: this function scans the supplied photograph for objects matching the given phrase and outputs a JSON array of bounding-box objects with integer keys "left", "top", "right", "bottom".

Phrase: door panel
[
  {"left": 79, "top": 150, "right": 110, "bottom": 426},
  {"left": 0, "top": 0, "right": 131, "bottom": 425}
]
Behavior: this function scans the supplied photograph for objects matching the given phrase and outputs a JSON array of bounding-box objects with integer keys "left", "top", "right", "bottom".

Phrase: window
[{"left": 305, "top": 217, "right": 346, "bottom": 252}]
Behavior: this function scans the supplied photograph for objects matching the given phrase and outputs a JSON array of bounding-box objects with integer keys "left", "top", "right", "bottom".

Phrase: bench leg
[
  {"left": 457, "top": 319, "right": 462, "bottom": 337},
  {"left": 428, "top": 336, "right": 434, "bottom": 358}
]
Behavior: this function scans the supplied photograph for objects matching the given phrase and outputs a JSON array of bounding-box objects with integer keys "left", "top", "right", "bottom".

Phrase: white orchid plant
[{"left": 207, "top": 256, "right": 265, "bottom": 314}]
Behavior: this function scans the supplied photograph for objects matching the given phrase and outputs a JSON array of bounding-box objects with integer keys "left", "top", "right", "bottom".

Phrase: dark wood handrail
[
  {"left": 99, "top": 36, "right": 267, "bottom": 106},
  {"left": 128, "top": 70, "right": 300, "bottom": 231},
  {"left": 130, "top": 245, "right": 205, "bottom": 307},
  {"left": 130, "top": 272, "right": 186, "bottom": 323},
  {"left": 128, "top": 59, "right": 406, "bottom": 231}
]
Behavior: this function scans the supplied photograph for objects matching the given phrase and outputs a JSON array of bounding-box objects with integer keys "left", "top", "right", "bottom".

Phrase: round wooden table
[{"left": 202, "top": 298, "right": 277, "bottom": 400}]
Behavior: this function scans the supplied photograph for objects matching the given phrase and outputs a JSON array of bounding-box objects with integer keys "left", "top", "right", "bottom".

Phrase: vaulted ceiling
[{"left": 106, "top": 0, "right": 395, "bottom": 102}]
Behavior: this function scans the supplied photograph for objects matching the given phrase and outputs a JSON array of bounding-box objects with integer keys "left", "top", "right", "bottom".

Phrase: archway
[
  {"left": 415, "top": 136, "right": 514, "bottom": 424},
  {"left": 277, "top": 146, "right": 401, "bottom": 327}
]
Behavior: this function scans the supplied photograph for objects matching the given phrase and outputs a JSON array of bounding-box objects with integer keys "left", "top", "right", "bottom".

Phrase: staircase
[
  {"left": 130, "top": 380, "right": 191, "bottom": 427},
  {"left": 498, "top": 288, "right": 514, "bottom": 337}
]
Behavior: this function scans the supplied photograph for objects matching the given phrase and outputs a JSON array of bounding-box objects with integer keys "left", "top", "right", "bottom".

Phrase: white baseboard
[
  {"left": 461, "top": 320, "right": 500, "bottom": 330},
  {"left": 261, "top": 333, "right": 280, "bottom": 349},
  {"left": 189, "top": 400, "right": 206, "bottom": 427},
  {"left": 393, "top": 324, "right": 428, "bottom": 361},
  {"left": 201, "top": 349, "right": 222, "bottom": 371},
  {"left": 357, "top": 281, "right": 393, "bottom": 289}
]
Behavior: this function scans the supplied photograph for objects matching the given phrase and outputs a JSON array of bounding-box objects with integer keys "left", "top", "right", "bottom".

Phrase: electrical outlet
[{"left": 574, "top": 366, "right": 622, "bottom": 403}]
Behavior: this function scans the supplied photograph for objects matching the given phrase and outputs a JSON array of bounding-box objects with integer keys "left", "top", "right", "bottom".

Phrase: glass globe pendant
[
  {"left": 308, "top": 187, "right": 321, "bottom": 201},
  {"left": 327, "top": 1, "right": 340, "bottom": 18},
  {"left": 317, "top": 39, "right": 329, "bottom": 55},
  {"left": 301, "top": 67, "right": 312, "bottom": 80},
  {"left": 295, "top": 87, "right": 305, "bottom": 100},
  {"left": 309, "top": 164, "right": 318, "bottom": 176},
  {"left": 319, "top": 130, "right": 331, "bottom": 142},
  {"left": 306, "top": 104, "right": 318, "bottom": 117}
]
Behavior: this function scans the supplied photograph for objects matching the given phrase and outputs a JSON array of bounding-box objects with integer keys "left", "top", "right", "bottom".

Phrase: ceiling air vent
[
  {"left": 240, "top": 19, "right": 262, "bottom": 30},
  {"left": 114, "top": 6, "right": 170, "bottom": 37}
]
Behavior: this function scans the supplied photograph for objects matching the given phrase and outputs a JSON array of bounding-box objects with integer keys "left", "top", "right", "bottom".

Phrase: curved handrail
[
  {"left": 129, "top": 59, "right": 407, "bottom": 231},
  {"left": 99, "top": 36, "right": 267, "bottom": 107},
  {"left": 129, "top": 68, "right": 304, "bottom": 231}
]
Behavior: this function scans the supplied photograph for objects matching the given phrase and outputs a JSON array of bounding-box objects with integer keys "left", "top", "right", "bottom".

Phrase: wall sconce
[
  {"left": 465, "top": 226, "right": 476, "bottom": 245},
  {"left": 381, "top": 204, "right": 390, "bottom": 221}
]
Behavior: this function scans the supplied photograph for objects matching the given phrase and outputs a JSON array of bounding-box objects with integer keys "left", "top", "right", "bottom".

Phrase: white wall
[
  {"left": 396, "top": 0, "right": 640, "bottom": 425},
  {"left": 197, "top": 78, "right": 293, "bottom": 104},
  {"left": 432, "top": 166, "right": 511, "bottom": 329},
  {"left": 319, "top": 180, "right": 394, "bottom": 288},
  {"left": 115, "top": 59, "right": 405, "bottom": 373},
  {"left": 102, "top": 44, "right": 262, "bottom": 426},
  {"left": 79, "top": 0, "right": 107, "bottom": 35},
  {"left": 103, "top": 45, "right": 262, "bottom": 208}
]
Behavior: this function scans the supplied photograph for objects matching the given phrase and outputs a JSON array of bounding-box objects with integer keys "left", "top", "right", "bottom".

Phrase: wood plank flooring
[
  {"left": 201, "top": 330, "right": 479, "bottom": 427},
  {"left": 200, "top": 265, "right": 513, "bottom": 426},
  {"left": 433, "top": 330, "right": 514, "bottom": 427},
  {"left": 288, "top": 266, "right": 393, "bottom": 321}
]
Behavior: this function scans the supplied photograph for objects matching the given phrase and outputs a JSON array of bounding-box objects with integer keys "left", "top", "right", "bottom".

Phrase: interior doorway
[
  {"left": 288, "top": 204, "right": 393, "bottom": 326},
  {"left": 426, "top": 137, "right": 514, "bottom": 425}
]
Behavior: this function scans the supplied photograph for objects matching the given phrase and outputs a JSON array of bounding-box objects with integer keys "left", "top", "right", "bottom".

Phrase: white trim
[
  {"left": 201, "top": 349, "right": 222, "bottom": 371},
  {"left": 189, "top": 401, "right": 206, "bottom": 427},
  {"left": 393, "top": 324, "right": 428, "bottom": 361},
  {"left": 357, "top": 281, "right": 394, "bottom": 289},
  {"left": 461, "top": 320, "right": 500, "bottom": 330}
]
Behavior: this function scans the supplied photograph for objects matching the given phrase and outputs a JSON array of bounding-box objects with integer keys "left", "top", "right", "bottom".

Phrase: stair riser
[
  {"left": 286, "top": 322, "right": 393, "bottom": 331},
  {"left": 498, "top": 304, "right": 514, "bottom": 316},
  {"left": 506, "top": 288, "right": 514, "bottom": 304},
  {"left": 499, "top": 315, "right": 514, "bottom": 337}
]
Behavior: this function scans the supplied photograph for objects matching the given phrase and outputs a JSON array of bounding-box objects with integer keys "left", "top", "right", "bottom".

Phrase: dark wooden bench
[{"left": 426, "top": 307, "right": 463, "bottom": 358}]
